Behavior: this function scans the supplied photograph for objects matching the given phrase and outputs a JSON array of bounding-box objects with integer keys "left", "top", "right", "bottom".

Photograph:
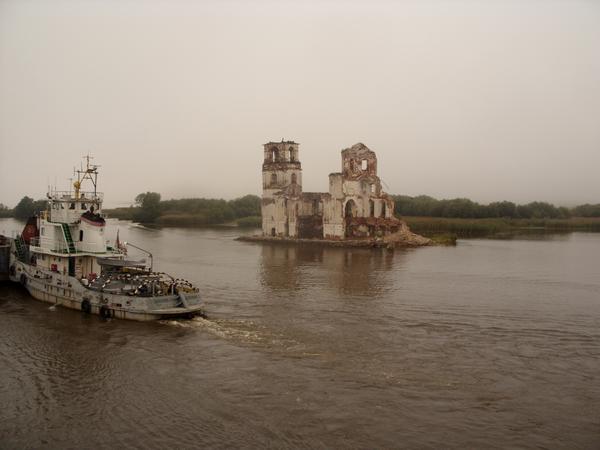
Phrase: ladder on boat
[
  {"left": 60, "top": 224, "right": 76, "bottom": 254},
  {"left": 14, "top": 235, "right": 28, "bottom": 262}
]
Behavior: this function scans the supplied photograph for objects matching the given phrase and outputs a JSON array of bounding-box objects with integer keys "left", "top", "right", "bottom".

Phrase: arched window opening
[
  {"left": 291, "top": 173, "right": 297, "bottom": 184},
  {"left": 361, "top": 159, "right": 368, "bottom": 170},
  {"left": 382, "top": 202, "right": 387, "bottom": 218},
  {"left": 369, "top": 200, "right": 375, "bottom": 217},
  {"left": 270, "top": 173, "right": 277, "bottom": 186},
  {"left": 271, "top": 148, "right": 277, "bottom": 162},
  {"left": 345, "top": 200, "right": 357, "bottom": 218},
  {"left": 289, "top": 147, "right": 295, "bottom": 161}
]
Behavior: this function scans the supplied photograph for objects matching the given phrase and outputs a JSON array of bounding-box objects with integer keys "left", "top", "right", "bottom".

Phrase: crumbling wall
[
  {"left": 341, "top": 143, "right": 378, "bottom": 181},
  {"left": 262, "top": 141, "right": 303, "bottom": 237},
  {"left": 261, "top": 140, "right": 412, "bottom": 242}
]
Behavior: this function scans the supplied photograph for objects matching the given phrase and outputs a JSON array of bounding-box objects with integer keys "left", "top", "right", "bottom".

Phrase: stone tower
[{"left": 261, "top": 140, "right": 302, "bottom": 237}]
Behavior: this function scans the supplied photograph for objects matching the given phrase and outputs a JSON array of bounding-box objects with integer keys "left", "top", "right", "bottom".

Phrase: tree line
[
  {"left": 129, "top": 192, "right": 262, "bottom": 225},
  {"left": 1, "top": 197, "right": 48, "bottom": 219},
  {"left": 2, "top": 193, "right": 600, "bottom": 222},
  {"left": 391, "top": 195, "right": 599, "bottom": 219}
]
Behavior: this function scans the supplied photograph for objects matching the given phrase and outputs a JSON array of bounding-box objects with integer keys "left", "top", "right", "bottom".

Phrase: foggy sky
[{"left": 1, "top": 0, "right": 599, "bottom": 208}]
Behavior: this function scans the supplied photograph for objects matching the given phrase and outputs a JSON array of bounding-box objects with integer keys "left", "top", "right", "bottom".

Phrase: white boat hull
[{"left": 10, "top": 260, "right": 203, "bottom": 322}]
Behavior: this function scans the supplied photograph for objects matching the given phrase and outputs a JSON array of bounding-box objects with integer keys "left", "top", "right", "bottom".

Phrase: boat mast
[{"left": 74, "top": 154, "right": 100, "bottom": 198}]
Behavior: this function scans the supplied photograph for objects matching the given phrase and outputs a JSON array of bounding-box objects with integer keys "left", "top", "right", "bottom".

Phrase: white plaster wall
[
  {"left": 328, "top": 174, "right": 343, "bottom": 199},
  {"left": 342, "top": 180, "right": 363, "bottom": 197},
  {"left": 262, "top": 170, "right": 302, "bottom": 191},
  {"left": 262, "top": 198, "right": 297, "bottom": 237}
]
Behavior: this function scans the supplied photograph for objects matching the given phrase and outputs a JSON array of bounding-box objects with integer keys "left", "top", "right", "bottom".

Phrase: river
[{"left": 1, "top": 218, "right": 599, "bottom": 449}]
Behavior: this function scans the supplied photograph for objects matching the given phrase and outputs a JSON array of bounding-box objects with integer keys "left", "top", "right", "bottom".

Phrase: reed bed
[{"left": 403, "top": 216, "right": 600, "bottom": 238}]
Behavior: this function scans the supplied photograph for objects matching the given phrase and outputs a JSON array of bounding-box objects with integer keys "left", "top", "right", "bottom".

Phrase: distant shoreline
[
  {"left": 101, "top": 214, "right": 600, "bottom": 238},
  {"left": 5, "top": 213, "right": 599, "bottom": 239}
]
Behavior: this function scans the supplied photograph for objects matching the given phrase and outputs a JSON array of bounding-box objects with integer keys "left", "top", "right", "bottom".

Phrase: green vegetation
[
  {"left": 104, "top": 193, "right": 261, "bottom": 227},
  {"left": 133, "top": 192, "right": 162, "bottom": 223},
  {"left": 572, "top": 203, "right": 600, "bottom": 217},
  {"left": 403, "top": 216, "right": 600, "bottom": 238},
  {"left": 391, "top": 195, "right": 600, "bottom": 238},
  {"left": 236, "top": 216, "right": 262, "bottom": 228},
  {"left": 103, "top": 206, "right": 136, "bottom": 220},
  {"left": 392, "top": 195, "right": 578, "bottom": 219},
  {"left": 13, "top": 196, "right": 47, "bottom": 220},
  {"left": 0, "top": 203, "right": 12, "bottom": 218}
]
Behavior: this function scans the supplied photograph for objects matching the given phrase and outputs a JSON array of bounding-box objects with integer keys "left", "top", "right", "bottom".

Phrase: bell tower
[{"left": 261, "top": 140, "right": 302, "bottom": 237}]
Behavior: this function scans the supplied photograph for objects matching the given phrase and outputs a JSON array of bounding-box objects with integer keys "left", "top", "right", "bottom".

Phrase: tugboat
[{"left": 3, "top": 157, "right": 203, "bottom": 321}]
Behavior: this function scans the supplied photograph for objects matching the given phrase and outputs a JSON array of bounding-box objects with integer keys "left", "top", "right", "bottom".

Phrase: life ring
[
  {"left": 20, "top": 273, "right": 27, "bottom": 286},
  {"left": 99, "top": 305, "right": 112, "bottom": 319},
  {"left": 81, "top": 299, "right": 92, "bottom": 314}
]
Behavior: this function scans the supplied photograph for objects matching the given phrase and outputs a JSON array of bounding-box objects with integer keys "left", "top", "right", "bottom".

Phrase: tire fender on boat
[
  {"left": 81, "top": 298, "right": 92, "bottom": 314},
  {"left": 99, "top": 305, "right": 112, "bottom": 319}
]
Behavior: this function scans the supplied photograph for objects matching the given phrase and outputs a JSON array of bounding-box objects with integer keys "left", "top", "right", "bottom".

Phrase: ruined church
[{"left": 261, "top": 141, "right": 405, "bottom": 240}]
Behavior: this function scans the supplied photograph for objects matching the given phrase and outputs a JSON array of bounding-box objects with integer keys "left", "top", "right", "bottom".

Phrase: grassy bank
[
  {"left": 104, "top": 207, "right": 136, "bottom": 220},
  {"left": 103, "top": 208, "right": 263, "bottom": 228},
  {"left": 403, "top": 216, "right": 600, "bottom": 238}
]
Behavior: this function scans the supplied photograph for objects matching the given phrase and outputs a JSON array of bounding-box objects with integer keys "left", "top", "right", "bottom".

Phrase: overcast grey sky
[{"left": 1, "top": 0, "right": 598, "bottom": 208}]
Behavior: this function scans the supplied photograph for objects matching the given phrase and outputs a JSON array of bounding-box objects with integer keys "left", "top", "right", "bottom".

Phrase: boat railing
[{"left": 49, "top": 191, "right": 104, "bottom": 201}]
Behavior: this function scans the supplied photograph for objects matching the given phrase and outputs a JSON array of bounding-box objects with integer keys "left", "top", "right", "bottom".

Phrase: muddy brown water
[{"left": 1, "top": 218, "right": 599, "bottom": 449}]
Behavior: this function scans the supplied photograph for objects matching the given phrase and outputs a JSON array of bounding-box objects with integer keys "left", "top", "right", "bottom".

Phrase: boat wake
[{"left": 161, "top": 316, "right": 312, "bottom": 355}]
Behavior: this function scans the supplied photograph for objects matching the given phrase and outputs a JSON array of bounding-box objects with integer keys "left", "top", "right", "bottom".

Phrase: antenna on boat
[{"left": 75, "top": 154, "right": 100, "bottom": 197}]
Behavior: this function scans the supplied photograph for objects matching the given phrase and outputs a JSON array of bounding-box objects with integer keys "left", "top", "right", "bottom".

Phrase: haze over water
[
  {"left": 1, "top": 0, "right": 600, "bottom": 207},
  {"left": 1, "top": 218, "right": 599, "bottom": 448}
]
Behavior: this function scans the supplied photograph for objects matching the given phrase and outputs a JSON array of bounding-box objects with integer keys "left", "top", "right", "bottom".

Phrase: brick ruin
[{"left": 261, "top": 140, "right": 407, "bottom": 241}]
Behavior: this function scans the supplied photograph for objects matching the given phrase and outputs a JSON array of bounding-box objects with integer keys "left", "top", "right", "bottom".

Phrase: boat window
[
  {"left": 70, "top": 203, "right": 75, "bottom": 209},
  {"left": 79, "top": 230, "right": 84, "bottom": 241},
  {"left": 81, "top": 203, "right": 87, "bottom": 210}
]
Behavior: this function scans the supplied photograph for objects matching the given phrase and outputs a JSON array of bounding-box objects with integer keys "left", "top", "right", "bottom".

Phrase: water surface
[{"left": 1, "top": 218, "right": 599, "bottom": 448}]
